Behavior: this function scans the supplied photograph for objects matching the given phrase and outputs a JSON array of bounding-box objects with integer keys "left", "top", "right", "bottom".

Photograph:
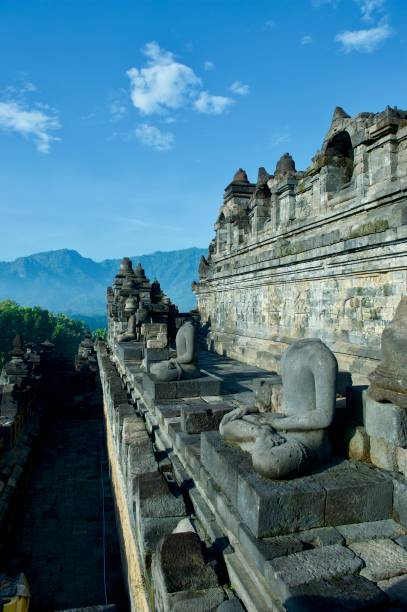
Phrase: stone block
[
  {"left": 397, "top": 446, "right": 407, "bottom": 476},
  {"left": 175, "top": 432, "right": 200, "bottom": 453},
  {"left": 213, "top": 490, "right": 241, "bottom": 537},
  {"left": 238, "top": 471, "right": 326, "bottom": 538},
  {"left": 396, "top": 535, "right": 407, "bottom": 550},
  {"left": 177, "top": 375, "right": 222, "bottom": 398},
  {"left": 143, "top": 373, "right": 222, "bottom": 400},
  {"left": 170, "top": 456, "right": 194, "bottom": 493},
  {"left": 378, "top": 574, "right": 407, "bottom": 607},
  {"left": 364, "top": 395, "right": 407, "bottom": 447},
  {"left": 181, "top": 402, "right": 233, "bottom": 434},
  {"left": 296, "top": 527, "right": 344, "bottom": 548},
  {"left": 238, "top": 522, "right": 304, "bottom": 574},
  {"left": 145, "top": 412, "right": 158, "bottom": 434},
  {"left": 349, "top": 538, "right": 407, "bottom": 581},
  {"left": 122, "top": 416, "right": 145, "bottom": 443},
  {"left": 116, "top": 342, "right": 143, "bottom": 362},
  {"left": 184, "top": 446, "right": 202, "bottom": 480},
  {"left": 224, "top": 550, "right": 278, "bottom": 611},
  {"left": 165, "top": 588, "right": 226, "bottom": 612},
  {"left": 143, "top": 374, "right": 177, "bottom": 401},
  {"left": 151, "top": 532, "right": 219, "bottom": 607},
  {"left": 141, "top": 516, "right": 183, "bottom": 559},
  {"left": 265, "top": 544, "right": 363, "bottom": 601},
  {"left": 201, "top": 432, "right": 252, "bottom": 508},
  {"left": 316, "top": 462, "right": 393, "bottom": 525},
  {"left": 135, "top": 471, "right": 186, "bottom": 519},
  {"left": 393, "top": 477, "right": 407, "bottom": 528},
  {"left": 189, "top": 486, "right": 214, "bottom": 526},
  {"left": 336, "top": 519, "right": 406, "bottom": 544},
  {"left": 216, "top": 600, "right": 245, "bottom": 611},
  {"left": 175, "top": 379, "right": 200, "bottom": 398},
  {"left": 285, "top": 575, "right": 386, "bottom": 611},
  {"left": 127, "top": 438, "right": 156, "bottom": 477},
  {"left": 370, "top": 436, "right": 397, "bottom": 471},
  {"left": 144, "top": 347, "right": 169, "bottom": 362},
  {"left": 155, "top": 404, "right": 183, "bottom": 422}
]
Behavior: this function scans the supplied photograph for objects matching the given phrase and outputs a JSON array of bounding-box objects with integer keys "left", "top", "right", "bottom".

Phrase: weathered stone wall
[
  {"left": 194, "top": 107, "right": 407, "bottom": 384},
  {"left": 97, "top": 343, "right": 150, "bottom": 612}
]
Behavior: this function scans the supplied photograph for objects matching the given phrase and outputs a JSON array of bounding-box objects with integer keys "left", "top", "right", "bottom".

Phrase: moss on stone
[{"left": 349, "top": 219, "right": 389, "bottom": 240}]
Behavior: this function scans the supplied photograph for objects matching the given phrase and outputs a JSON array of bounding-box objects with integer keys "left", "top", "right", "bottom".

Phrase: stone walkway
[{"left": 5, "top": 408, "right": 128, "bottom": 611}]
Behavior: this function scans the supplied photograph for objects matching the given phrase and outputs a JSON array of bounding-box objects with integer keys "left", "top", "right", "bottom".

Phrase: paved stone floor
[{"left": 5, "top": 407, "right": 128, "bottom": 612}]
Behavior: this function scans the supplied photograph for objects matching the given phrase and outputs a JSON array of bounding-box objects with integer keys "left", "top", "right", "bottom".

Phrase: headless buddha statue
[
  {"left": 150, "top": 320, "right": 200, "bottom": 381},
  {"left": 117, "top": 298, "right": 138, "bottom": 342},
  {"left": 220, "top": 339, "right": 338, "bottom": 479}
]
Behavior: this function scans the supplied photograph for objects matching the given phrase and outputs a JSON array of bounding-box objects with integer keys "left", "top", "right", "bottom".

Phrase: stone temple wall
[{"left": 193, "top": 106, "right": 407, "bottom": 383}]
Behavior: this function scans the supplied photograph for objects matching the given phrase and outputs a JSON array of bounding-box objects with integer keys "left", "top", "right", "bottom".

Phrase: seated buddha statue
[
  {"left": 150, "top": 320, "right": 200, "bottom": 381},
  {"left": 220, "top": 339, "right": 338, "bottom": 479},
  {"left": 117, "top": 298, "right": 138, "bottom": 342}
]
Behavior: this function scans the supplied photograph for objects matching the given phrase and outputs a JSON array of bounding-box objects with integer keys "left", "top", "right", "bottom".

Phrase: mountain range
[{"left": 0, "top": 247, "right": 206, "bottom": 324}]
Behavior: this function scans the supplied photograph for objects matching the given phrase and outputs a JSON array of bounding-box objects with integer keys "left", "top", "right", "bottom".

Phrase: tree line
[{"left": 0, "top": 300, "right": 106, "bottom": 368}]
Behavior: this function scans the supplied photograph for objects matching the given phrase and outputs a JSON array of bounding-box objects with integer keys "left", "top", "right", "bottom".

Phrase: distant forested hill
[{"left": 0, "top": 247, "right": 206, "bottom": 323}]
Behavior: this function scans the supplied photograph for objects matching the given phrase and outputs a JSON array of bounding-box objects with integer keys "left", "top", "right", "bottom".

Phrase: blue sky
[{"left": 0, "top": 0, "right": 405, "bottom": 261}]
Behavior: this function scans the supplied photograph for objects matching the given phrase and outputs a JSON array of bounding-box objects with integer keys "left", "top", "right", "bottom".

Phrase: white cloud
[
  {"left": 271, "top": 131, "right": 291, "bottom": 147},
  {"left": 301, "top": 35, "right": 313, "bottom": 45},
  {"left": 193, "top": 91, "right": 234, "bottom": 115},
  {"left": 127, "top": 42, "right": 235, "bottom": 120},
  {"left": 230, "top": 81, "right": 250, "bottom": 96},
  {"left": 0, "top": 100, "right": 60, "bottom": 153},
  {"left": 126, "top": 41, "right": 201, "bottom": 115},
  {"left": 135, "top": 123, "right": 174, "bottom": 151},
  {"left": 109, "top": 101, "right": 127, "bottom": 122},
  {"left": 335, "top": 23, "right": 393, "bottom": 52},
  {"left": 356, "top": 0, "right": 385, "bottom": 21},
  {"left": 21, "top": 81, "right": 37, "bottom": 93},
  {"left": 204, "top": 61, "right": 215, "bottom": 71}
]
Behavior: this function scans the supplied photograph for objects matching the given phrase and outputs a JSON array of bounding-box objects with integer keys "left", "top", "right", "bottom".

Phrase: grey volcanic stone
[
  {"left": 297, "top": 527, "right": 344, "bottom": 548},
  {"left": 378, "top": 575, "right": 407, "bottom": 607},
  {"left": 265, "top": 544, "right": 363, "bottom": 600},
  {"left": 349, "top": 538, "right": 407, "bottom": 581},
  {"left": 238, "top": 522, "right": 304, "bottom": 573},
  {"left": 152, "top": 532, "right": 219, "bottom": 595},
  {"left": 237, "top": 470, "right": 326, "bottom": 538},
  {"left": 166, "top": 588, "right": 226, "bottom": 611},
  {"left": 182, "top": 402, "right": 233, "bottom": 434},
  {"left": 395, "top": 535, "right": 407, "bottom": 550},
  {"left": 143, "top": 373, "right": 222, "bottom": 400},
  {"left": 393, "top": 477, "right": 407, "bottom": 528},
  {"left": 127, "top": 437, "right": 156, "bottom": 477},
  {"left": 364, "top": 396, "right": 407, "bottom": 446},
  {"left": 336, "top": 519, "right": 406, "bottom": 544},
  {"left": 135, "top": 471, "right": 186, "bottom": 518},
  {"left": 143, "top": 374, "right": 177, "bottom": 400},
  {"left": 316, "top": 462, "right": 393, "bottom": 526},
  {"left": 368, "top": 297, "right": 407, "bottom": 408},
  {"left": 285, "top": 575, "right": 387, "bottom": 611},
  {"left": 201, "top": 432, "right": 253, "bottom": 508},
  {"left": 141, "top": 516, "right": 185, "bottom": 558},
  {"left": 116, "top": 342, "right": 143, "bottom": 362},
  {"left": 216, "top": 600, "right": 245, "bottom": 611}
]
